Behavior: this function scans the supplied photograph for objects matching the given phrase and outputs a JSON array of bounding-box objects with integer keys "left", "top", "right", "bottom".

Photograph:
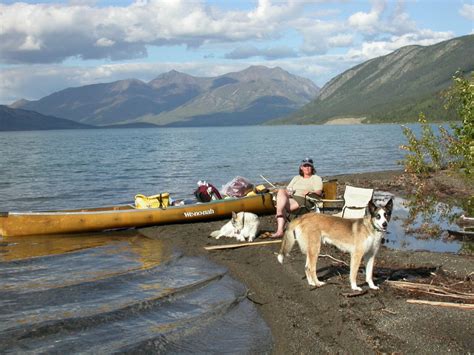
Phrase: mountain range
[
  {"left": 0, "top": 105, "right": 94, "bottom": 131},
  {"left": 4, "top": 34, "right": 474, "bottom": 131},
  {"left": 273, "top": 34, "right": 474, "bottom": 124},
  {"left": 10, "top": 66, "right": 319, "bottom": 127}
]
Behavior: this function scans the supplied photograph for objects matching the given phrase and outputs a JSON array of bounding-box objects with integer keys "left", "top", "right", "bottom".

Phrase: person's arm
[
  {"left": 308, "top": 176, "right": 323, "bottom": 196},
  {"left": 286, "top": 176, "right": 299, "bottom": 195}
]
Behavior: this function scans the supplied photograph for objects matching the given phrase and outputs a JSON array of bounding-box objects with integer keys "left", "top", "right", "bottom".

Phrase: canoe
[{"left": 0, "top": 193, "right": 275, "bottom": 237}]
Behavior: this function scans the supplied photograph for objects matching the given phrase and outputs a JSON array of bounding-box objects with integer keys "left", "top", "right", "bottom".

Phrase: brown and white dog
[{"left": 277, "top": 199, "right": 393, "bottom": 291}]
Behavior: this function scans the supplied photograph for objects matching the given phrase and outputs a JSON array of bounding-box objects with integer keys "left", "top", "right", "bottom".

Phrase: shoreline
[
  {"left": 323, "top": 117, "right": 364, "bottom": 125},
  {"left": 140, "top": 170, "right": 473, "bottom": 353}
]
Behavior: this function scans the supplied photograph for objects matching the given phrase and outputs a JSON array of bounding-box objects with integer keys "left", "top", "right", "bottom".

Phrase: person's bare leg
[{"left": 272, "top": 189, "right": 298, "bottom": 238}]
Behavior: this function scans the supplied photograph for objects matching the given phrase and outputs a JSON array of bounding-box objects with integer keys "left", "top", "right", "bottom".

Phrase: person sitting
[{"left": 271, "top": 157, "right": 323, "bottom": 238}]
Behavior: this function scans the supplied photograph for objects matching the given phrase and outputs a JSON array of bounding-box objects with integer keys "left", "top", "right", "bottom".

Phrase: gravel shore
[{"left": 140, "top": 170, "right": 473, "bottom": 353}]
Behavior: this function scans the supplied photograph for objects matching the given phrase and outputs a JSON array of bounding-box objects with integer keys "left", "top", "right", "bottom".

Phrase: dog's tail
[
  {"left": 209, "top": 230, "right": 220, "bottom": 238},
  {"left": 277, "top": 221, "right": 296, "bottom": 264}
]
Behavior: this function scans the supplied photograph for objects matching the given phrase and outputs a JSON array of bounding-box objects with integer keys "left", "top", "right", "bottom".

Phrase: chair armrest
[{"left": 305, "top": 192, "right": 323, "bottom": 200}]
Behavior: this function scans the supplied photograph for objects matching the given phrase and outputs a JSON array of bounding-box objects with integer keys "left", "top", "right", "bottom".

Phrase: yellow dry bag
[{"left": 134, "top": 193, "right": 170, "bottom": 209}]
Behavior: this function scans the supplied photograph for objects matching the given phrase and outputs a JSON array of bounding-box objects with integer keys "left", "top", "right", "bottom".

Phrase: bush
[
  {"left": 443, "top": 72, "right": 474, "bottom": 175},
  {"left": 400, "top": 114, "right": 446, "bottom": 175},
  {"left": 400, "top": 72, "right": 474, "bottom": 178},
  {"left": 399, "top": 73, "right": 473, "bottom": 238}
]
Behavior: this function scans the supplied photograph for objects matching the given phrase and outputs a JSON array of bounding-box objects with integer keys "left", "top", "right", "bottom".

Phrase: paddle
[{"left": 260, "top": 175, "right": 282, "bottom": 190}]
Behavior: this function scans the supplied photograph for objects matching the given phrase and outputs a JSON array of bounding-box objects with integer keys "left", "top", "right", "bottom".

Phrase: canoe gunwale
[
  {"left": 5, "top": 194, "right": 268, "bottom": 216},
  {"left": 0, "top": 193, "right": 276, "bottom": 237}
]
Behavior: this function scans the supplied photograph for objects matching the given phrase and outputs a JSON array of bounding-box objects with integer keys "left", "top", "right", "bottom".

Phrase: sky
[{"left": 0, "top": 0, "right": 473, "bottom": 104}]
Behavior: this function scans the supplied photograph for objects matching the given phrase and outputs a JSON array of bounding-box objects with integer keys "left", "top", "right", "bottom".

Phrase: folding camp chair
[
  {"left": 319, "top": 179, "right": 344, "bottom": 212},
  {"left": 289, "top": 179, "right": 340, "bottom": 218},
  {"left": 290, "top": 179, "right": 344, "bottom": 218},
  {"left": 335, "top": 185, "right": 374, "bottom": 219}
]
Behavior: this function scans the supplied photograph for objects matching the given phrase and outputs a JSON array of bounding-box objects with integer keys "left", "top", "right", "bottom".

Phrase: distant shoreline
[{"left": 323, "top": 117, "right": 364, "bottom": 125}]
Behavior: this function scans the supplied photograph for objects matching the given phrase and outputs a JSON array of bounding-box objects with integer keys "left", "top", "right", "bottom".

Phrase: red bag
[{"left": 194, "top": 182, "right": 222, "bottom": 202}]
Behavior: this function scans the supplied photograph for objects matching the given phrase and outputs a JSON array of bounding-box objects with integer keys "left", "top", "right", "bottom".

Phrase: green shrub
[
  {"left": 400, "top": 72, "right": 474, "bottom": 178},
  {"left": 399, "top": 114, "right": 446, "bottom": 175},
  {"left": 399, "top": 73, "right": 473, "bottom": 239},
  {"left": 443, "top": 72, "right": 474, "bottom": 175}
]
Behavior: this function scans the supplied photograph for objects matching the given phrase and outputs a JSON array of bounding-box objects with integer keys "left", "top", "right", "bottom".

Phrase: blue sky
[{"left": 1, "top": 0, "right": 473, "bottom": 104}]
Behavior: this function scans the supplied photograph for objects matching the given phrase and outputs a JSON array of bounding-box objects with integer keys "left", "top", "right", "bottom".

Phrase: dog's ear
[
  {"left": 368, "top": 200, "right": 377, "bottom": 215},
  {"left": 385, "top": 199, "right": 393, "bottom": 221},
  {"left": 231, "top": 211, "right": 237, "bottom": 220}
]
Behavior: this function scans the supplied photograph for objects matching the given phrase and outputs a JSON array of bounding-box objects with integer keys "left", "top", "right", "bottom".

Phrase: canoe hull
[{"left": 0, "top": 194, "right": 275, "bottom": 237}]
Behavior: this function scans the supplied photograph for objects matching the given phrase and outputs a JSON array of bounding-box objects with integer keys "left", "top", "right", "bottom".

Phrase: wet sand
[{"left": 140, "top": 170, "right": 474, "bottom": 353}]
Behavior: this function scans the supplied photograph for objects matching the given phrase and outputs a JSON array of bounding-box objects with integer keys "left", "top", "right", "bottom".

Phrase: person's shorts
[{"left": 292, "top": 195, "right": 307, "bottom": 207}]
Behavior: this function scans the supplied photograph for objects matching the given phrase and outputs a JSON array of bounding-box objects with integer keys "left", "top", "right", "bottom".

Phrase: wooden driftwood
[
  {"left": 386, "top": 280, "right": 474, "bottom": 301},
  {"left": 204, "top": 240, "right": 281, "bottom": 251},
  {"left": 457, "top": 214, "right": 474, "bottom": 227},
  {"left": 407, "top": 299, "right": 474, "bottom": 310},
  {"left": 320, "top": 254, "right": 348, "bottom": 266},
  {"left": 341, "top": 289, "right": 368, "bottom": 297}
]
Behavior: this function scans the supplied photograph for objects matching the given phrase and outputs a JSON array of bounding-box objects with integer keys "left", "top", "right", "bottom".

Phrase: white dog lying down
[{"left": 210, "top": 211, "right": 260, "bottom": 242}]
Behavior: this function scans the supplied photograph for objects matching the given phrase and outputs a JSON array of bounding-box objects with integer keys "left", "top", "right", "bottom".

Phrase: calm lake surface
[{"left": 0, "top": 124, "right": 464, "bottom": 353}]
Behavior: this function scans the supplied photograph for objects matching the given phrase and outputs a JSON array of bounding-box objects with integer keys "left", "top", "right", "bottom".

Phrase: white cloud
[
  {"left": 296, "top": 1, "right": 418, "bottom": 55},
  {"left": 225, "top": 45, "right": 297, "bottom": 60},
  {"left": 328, "top": 34, "right": 354, "bottom": 47},
  {"left": 18, "top": 35, "right": 42, "bottom": 51},
  {"left": 348, "top": 0, "right": 386, "bottom": 35},
  {"left": 347, "top": 30, "right": 454, "bottom": 60},
  {"left": 0, "top": 0, "right": 306, "bottom": 64},
  {"left": 225, "top": 46, "right": 261, "bottom": 59},
  {"left": 95, "top": 38, "right": 115, "bottom": 47},
  {"left": 0, "top": 0, "right": 461, "bottom": 65},
  {"left": 0, "top": 0, "right": 468, "bottom": 104},
  {"left": 347, "top": 0, "right": 417, "bottom": 37},
  {"left": 297, "top": 19, "right": 344, "bottom": 55},
  {"left": 385, "top": 1, "right": 417, "bottom": 35},
  {"left": 459, "top": 4, "right": 474, "bottom": 21}
]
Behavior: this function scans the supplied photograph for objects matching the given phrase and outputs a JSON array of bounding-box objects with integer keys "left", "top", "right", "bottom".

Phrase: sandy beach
[{"left": 139, "top": 170, "right": 474, "bottom": 353}]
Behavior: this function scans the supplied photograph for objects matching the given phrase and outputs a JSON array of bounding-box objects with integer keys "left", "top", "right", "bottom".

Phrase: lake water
[
  {"left": 0, "top": 124, "right": 465, "bottom": 353},
  {"left": 0, "top": 124, "right": 406, "bottom": 211},
  {"left": 0, "top": 231, "right": 272, "bottom": 353}
]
